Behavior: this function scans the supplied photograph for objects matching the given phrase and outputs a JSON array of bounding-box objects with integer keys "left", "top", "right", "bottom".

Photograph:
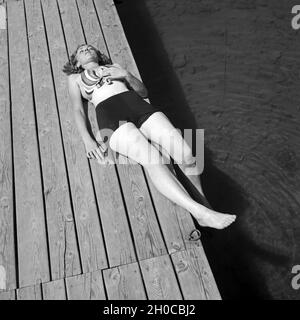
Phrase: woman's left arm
[
  {"left": 103, "top": 64, "right": 148, "bottom": 99},
  {"left": 124, "top": 72, "right": 148, "bottom": 99}
]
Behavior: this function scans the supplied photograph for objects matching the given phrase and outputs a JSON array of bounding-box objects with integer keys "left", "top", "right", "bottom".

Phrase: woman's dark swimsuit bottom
[{"left": 96, "top": 90, "right": 162, "bottom": 139}]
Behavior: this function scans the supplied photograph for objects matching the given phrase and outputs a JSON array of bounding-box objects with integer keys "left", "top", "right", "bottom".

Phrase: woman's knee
[
  {"left": 109, "top": 123, "right": 163, "bottom": 165},
  {"left": 109, "top": 123, "right": 139, "bottom": 150}
]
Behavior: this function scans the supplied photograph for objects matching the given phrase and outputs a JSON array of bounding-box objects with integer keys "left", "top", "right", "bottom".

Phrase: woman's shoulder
[
  {"left": 67, "top": 73, "right": 82, "bottom": 88},
  {"left": 68, "top": 73, "right": 81, "bottom": 81}
]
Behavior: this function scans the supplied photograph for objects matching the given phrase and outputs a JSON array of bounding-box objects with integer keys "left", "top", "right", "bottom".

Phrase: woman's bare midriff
[{"left": 75, "top": 74, "right": 129, "bottom": 107}]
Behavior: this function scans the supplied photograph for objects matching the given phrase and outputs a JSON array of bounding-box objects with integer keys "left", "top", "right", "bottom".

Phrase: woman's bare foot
[{"left": 190, "top": 203, "right": 236, "bottom": 229}]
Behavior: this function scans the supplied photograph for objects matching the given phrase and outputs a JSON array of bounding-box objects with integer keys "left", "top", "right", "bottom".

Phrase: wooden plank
[
  {"left": 61, "top": 0, "right": 167, "bottom": 261},
  {"left": 42, "top": 279, "right": 66, "bottom": 300},
  {"left": 141, "top": 150, "right": 202, "bottom": 253},
  {"left": 17, "top": 284, "right": 42, "bottom": 300},
  {"left": 175, "top": 206, "right": 203, "bottom": 250},
  {"left": 172, "top": 247, "right": 221, "bottom": 300},
  {"left": 24, "top": 0, "right": 81, "bottom": 280},
  {"left": 116, "top": 164, "right": 167, "bottom": 259},
  {"left": 75, "top": 0, "right": 168, "bottom": 260},
  {"left": 0, "top": 1, "right": 16, "bottom": 291},
  {"left": 140, "top": 255, "right": 182, "bottom": 300},
  {"left": 94, "top": 0, "right": 168, "bottom": 259},
  {"left": 0, "top": 4, "right": 6, "bottom": 30},
  {"left": 75, "top": 0, "right": 107, "bottom": 53},
  {"left": 70, "top": 0, "right": 136, "bottom": 267},
  {"left": 0, "top": 289, "right": 15, "bottom": 300},
  {"left": 7, "top": 0, "right": 49, "bottom": 288},
  {"left": 93, "top": 0, "right": 196, "bottom": 255},
  {"left": 93, "top": 0, "right": 141, "bottom": 76},
  {"left": 65, "top": 269, "right": 105, "bottom": 300},
  {"left": 146, "top": 169, "right": 204, "bottom": 251},
  {"left": 41, "top": 0, "right": 107, "bottom": 273},
  {"left": 103, "top": 263, "right": 146, "bottom": 300},
  {"left": 57, "top": 0, "right": 86, "bottom": 52},
  {"left": 87, "top": 159, "right": 137, "bottom": 267},
  {"left": 143, "top": 170, "right": 187, "bottom": 253},
  {"left": 171, "top": 249, "right": 207, "bottom": 300}
]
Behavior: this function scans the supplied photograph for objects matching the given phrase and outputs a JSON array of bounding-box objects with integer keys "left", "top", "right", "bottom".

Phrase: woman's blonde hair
[{"left": 62, "top": 44, "right": 112, "bottom": 75}]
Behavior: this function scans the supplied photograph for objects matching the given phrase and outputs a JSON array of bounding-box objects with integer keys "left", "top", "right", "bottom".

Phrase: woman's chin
[{"left": 84, "top": 56, "right": 98, "bottom": 64}]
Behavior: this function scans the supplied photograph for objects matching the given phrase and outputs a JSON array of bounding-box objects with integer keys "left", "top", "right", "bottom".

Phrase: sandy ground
[{"left": 116, "top": 0, "right": 300, "bottom": 299}]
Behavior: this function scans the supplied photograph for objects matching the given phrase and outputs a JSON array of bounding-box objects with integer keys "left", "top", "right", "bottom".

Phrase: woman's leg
[
  {"left": 139, "top": 111, "right": 207, "bottom": 197},
  {"left": 109, "top": 122, "right": 236, "bottom": 229},
  {"left": 149, "top": 140, "right": 191, "bottom": 196}
]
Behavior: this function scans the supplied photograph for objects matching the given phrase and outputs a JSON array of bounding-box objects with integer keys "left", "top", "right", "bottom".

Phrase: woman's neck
[{"left": 82, "top": 62, "right": 99, "bottom": 70}]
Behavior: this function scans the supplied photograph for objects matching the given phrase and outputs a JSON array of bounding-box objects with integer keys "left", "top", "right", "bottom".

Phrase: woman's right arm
[{"left": 67, "top": 76, "right": 106, "bottom": 161}]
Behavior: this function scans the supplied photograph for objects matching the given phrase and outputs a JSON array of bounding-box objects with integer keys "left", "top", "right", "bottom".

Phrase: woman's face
[{"left": 76, "top": 45, "right": 98, "bottom": 67}]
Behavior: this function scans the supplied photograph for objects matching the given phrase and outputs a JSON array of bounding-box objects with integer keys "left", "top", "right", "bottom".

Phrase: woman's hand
[
  {"left": 84, "top": 138, "right": 108, "bottom": 163},
  {"left": 101, "top": 63, "right": 129, "bottom": 81},
  {"left": 101, "top": 63, "right": 148, "bottom": 98}
]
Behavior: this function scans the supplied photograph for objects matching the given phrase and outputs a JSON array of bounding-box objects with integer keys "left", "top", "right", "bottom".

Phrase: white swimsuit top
[{"left": 77, "top": 66, "right": 129, "bottom": 107}]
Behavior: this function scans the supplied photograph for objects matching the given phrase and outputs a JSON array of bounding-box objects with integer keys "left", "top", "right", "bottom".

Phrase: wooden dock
[{"left": 0, "top": 0, "right": 221, "bottom": 300}]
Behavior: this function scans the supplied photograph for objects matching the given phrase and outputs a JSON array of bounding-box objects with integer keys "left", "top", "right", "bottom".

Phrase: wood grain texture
[
  {"left": 171, "top": 248, "right": 221, "bottom": 300},
  {"left": 76, "top": 0, "right": 107, "bottom": 53},
  {"left": 174, "top": 205, "right": 203, "bottom": 251},
  {"left": 0, "top": 1, "right": 15, "bottom": 291},
  {"left": 56, "top": 0, "right": 85, "bottom": 53},
  {"left": 65, "top": 269, "right": 105, "bottom": 300},
  {"left": 188, "top": 245, "right": 222, "bottom": 300},
  {"left": 0, "top": 5, "right": 6, "bottom": 30},
  {"left": 94, "top": 0, "right": 140, "bottom": 75},
  {"left": 42, "top": 279, "right": 66, "bottom": 300},
  {"left": 143, "top": 168, "right": 191, "bottom": 254},
  {"left": 17, "top": 284, "right": 42, "bottom": 300},
  {"left": 76, "top": 0, "right": 136, "bottom": 267},
  {"left": 103, "top": 263, "right": 146, "bottom": 300},
  {"left": 140, "top": 255, "right": 182, "bottom": 300},
  {"left": 0, "top": 289, "right": 15, "bottom": 300},
  {"left": 117, "top": 163, "right": 167, "bottom": 259},
  {"left": 88, "top": 152, "right": 137, "bottom": 267},
  {"left": 41, "top": 0, "right": 107, "bottom": 273},
  {"left": 24, "top": 0, "right": 81, "bottom": 281},
  {"left": 7, "top": 0, "right": 49, "bottom": 288}
]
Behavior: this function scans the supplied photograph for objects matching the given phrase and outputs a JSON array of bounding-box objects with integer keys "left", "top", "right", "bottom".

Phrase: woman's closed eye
[{"left": 78, "top": 46, "right": 92, "bottom": 54}]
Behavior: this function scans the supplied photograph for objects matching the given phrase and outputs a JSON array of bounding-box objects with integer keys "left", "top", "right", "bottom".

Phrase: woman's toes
[
  {"left": 194, "top": 207, "right": 237, "bottom": 230},
  {"left": 223, "top": 216, "right": 236, "bottom": 227}
]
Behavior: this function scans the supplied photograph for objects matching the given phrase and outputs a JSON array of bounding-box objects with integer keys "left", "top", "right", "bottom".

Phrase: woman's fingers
[
  {"left": 87, "top": 151, "right": 95, "bottom": 159},
  {"left": 90, "top": 149, "right": 101, "bottom": 162},
  {"left": 98, "top": 145, "right": 105, "bottom": 152},
  {"left": 101, "top": 69, "right": 111, "bottom": 77},
  {"left": 98, "top": 142, "right": 107, "bottom": 153},
  {"left": 94, "top": 147, "right": 104, "bottom": 161},
  {"left": 87, "top": 144, "right": 107, "bottom": 161},
  {"left": 87, "top": 150, "right": 99, "bottom": 161}
]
